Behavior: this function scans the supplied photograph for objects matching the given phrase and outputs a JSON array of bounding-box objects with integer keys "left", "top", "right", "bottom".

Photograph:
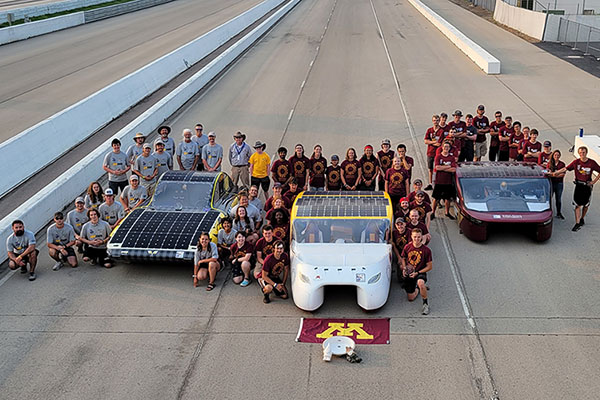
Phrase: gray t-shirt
[
  {"left": 134, "top": 154, "right": 158, "bottom": 184},
  {"left": 249, "top": 197, "right": 264, "bottom": 214},
  {"left": 176, "top": 141, "right": 199, "bottom": 170},
  {"left": 6, "top": 230, "right": 36, "bottom": 255},
  {"left": 103, "top": 151, "right": 129, "bottom": 182},
  {"left": 126, "top": 144, "right": 143, "bottom": 164},
  {"left": 99, "top": 202, "right": 125, "bottom": 226},
  {"left": 154, "top": 137, "right": 176, "bottom": 157},
  {"left": 152, "top": 151, "right": 172, "bottom": 177},
  {"left": 67, "top": 209, "right": 89, "bottom": 235},
  {"left": 202, "top": 143, "right": 224, "bottom": 171},
  {"left": 228, "top": 142, "right": 253, "bottom": 166},
  {"left": 217, "top": 228, "right": 237, "bottom": 246},
  {"left": 192, "top": 134, "right": 209, "bottom": 154},
  {"left": 194, "top": 242, "right": 219, "bottom": 265},
  {"left": 121, "top": 185, "right": 148, "bottom": 209},
  {"left": 233, "top": 218, "right": 254, "bottom": 234},
  {"left": 80, "top": 220, "right": 112, "bottom": 249},
  {"left": 84, "top": 194, "right": 103, "bottom": 210},
  {"left": 230, "top": 203, "right": 261, "bottom": 225},
  {"left": 47, "top": 223, "right": 76, "bottom": 247}
]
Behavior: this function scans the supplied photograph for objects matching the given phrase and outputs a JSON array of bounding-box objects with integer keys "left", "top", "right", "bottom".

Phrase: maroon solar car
[{"left": 454, "top": 162, "right": 553, "bottom": 242}]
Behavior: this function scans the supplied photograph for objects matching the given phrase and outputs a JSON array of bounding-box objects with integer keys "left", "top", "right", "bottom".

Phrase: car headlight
[
  {"left": 368, "top": 272, "right": 381, "bottom": 284},
  {"left": 299, "top": 272, "right": 311, "bottom": 284},
  {"left": 541, "top": 218, "right": 553, "bottom": 226}
]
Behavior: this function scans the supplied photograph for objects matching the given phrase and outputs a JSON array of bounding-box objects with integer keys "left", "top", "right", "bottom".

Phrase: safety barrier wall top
[{"left": 0, "top": 0, "right": 105, "bottom": 24}]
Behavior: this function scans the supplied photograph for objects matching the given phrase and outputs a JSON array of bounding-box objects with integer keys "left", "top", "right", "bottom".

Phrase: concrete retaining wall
[
  {"left": 0, "top": 12, "right": 84, "bottom": 45},
  {"left": 0, "top": 0, "right": 286, "bottom": 198},
  {"left": 0, "top": 0, "right": 105, "bottom": 24},
  {"left": 408, "top": 0, "right": 501, "bottom": 74},
  {"left": 0, "top": 0, "right": 301, "bottom": 265},
  {"left": 493, "top": 0, "right": 548, "bottom": 40},
  {"left": 84, "top": 0, "right": 174, "bottom": 22}
]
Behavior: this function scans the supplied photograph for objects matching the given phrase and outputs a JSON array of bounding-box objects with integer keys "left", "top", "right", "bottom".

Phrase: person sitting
[
  {"left": 265, "top": 197, "right": 290, "bottom": 222},
  {"left": 217, "top": 217, "right": 236, "bottom": 266},
  {"left": 194, "top": 232, "right": 220, "bottom": 291},
  {"left": 265, "top": 183, "right": 291, "bottom": 211},
  {"left": 410, "top": 191, "right": 433, "bottom": 228},
  {"left": 395, "top": 197, "right": 411, "bottom": 223},
  {"left": 230, "top": 231, "right": 255, "bottom": 287},
  {"left": 230, "top": 191, "right": 262, "bottom": 228},
  {"left": 391, "top": 218, "right": 410, "bottom": 281},
  {"left": 268, "top": 209, "right": 289, "bottom": 245},
  {"left": 258, "top": 240, "right": 289, "bottom": 303},
  {"left": 233, "top": 206, "right": 258, "bottom": 245}
]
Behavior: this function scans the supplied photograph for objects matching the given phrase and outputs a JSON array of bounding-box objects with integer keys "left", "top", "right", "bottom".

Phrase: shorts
[
  {"left": 432, "top": 184, "right": 456, "bottom": 200},
  {"left": 57, "top": 247, "right": 76, "bottom": 260},
  {"left": 427, "top": 156, "right": 435, "bottom": 171},
  {"left": 12, "top": 249, "right": 39, "bottom": 265},
  {"left": 573, "top": 182, "right": 592, "bottom": 206},
  {"left": 474, "top": 142, "right": 487, "bottom": 158},
  {"left": 401, "top": 273, "right": 427, "bottom": 293},
  {"left": 108, "top": 180, "right": 128, "bottom": 195},
  {"left": 84, "top": 247, "right": 111, "bottom": 264},
  {"left": 258, "top": 277, "right": 285, "bottom": 296},
  {"left": 359, "top": 182, "right": 376, "bottom": 191},
  {"left": 231, "top": 257, "right": 255, "bottom": 277},
  {"left": 251, "top": 176, "right": 270, "bottom": 193}
]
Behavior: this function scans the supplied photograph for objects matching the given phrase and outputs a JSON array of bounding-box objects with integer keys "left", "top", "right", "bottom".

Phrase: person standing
[
  {"left": 326, "top": 155, "right": 342, "bottom": 191},
  {"left": 154, "top": 126, "right": 175, "bottom": 157},
  {"left": 249, "top": 141, "right": 271, "bottom": 201},
  {"left": 258, "top": 241, "right": 289, "bottom": 303},
  {"left": 47, "top": 212, "right": 78, "bottom": 271},
  {"left": 152, "top": 141, "right": 173, "bottom": 178},
  {"left": 431, "top": 141, "right": 457, "bottom": 219},
  {"left": 359, "top": 145, "right": 380, "bottom": 191},
  {"left": 395, "top": 144, "right": 414, "bottom": 184},
  {"left": 473, "top": 105, "right": 490, "bottom": 162},
  {"left": 103, "top": 138, "right": 130, "bottom": 194},
  {"left": 508, "top": 122, "right": 524, "bottom": 161},
  {"left": 120, "top": 175, "right": 147, "bottom": 213},
  {"left": 229, "top": 131, "right": 252, "bottom": 189},
  {"left": 6, "top": 220, "right": 38, "bottom": 281},
  {"left": 133, "top": 143, "right": 159, "bottom": 187},
  {"left": 522, "top": 129, "right": 542, "bottom": 164},
  {"left": 460, "top": 114, "right": 477, "bottom": 162},
  {"left": 67, "top": 197, "right": 88, "bottom": 253},
  {"left": 341, "top": 148, "right": 362, "bottom": 191},
  {"left": 447, "top": 110, "right": 467, "bottom": 157},
  {"left": 488, "top": 111, "right": 504, "bottom": 161},
  {"left": 538, "top": 141, "right": 552, "bottom": 168},
  {"left": 498, "top": 116, "right": 513, "bottom": 162},
  {"left": 192, "top": 124, "right": 209, "bottom": 171},
  {"left": 201, "top": 132, "right": 223, "bottom": 172},
  {"left": 424, "top": 116, "right": 443, "bottom": 190},
  {"left": 127, "top": 132, "right": 146, "bottom": 165},
  {"left": 400, "top": 229, "right": 433, "bottom": 315},
  {"left": 98, "top": 188, "right": 125, "bottom": 230},
  {"left": 378, "top": 139, "right": 395, "bottom": 191},
  {"left": 385, "top": 157, "right": 409, "bottom": 209},
  {"left": 309, "top": 144, "right": 327, "bottom": 191},
  {"left": 78, "top": 209, "right": 113, "bottom": 268},
  {"left": 289, "top": 144, "right": 310, "bottom": 191},
  {"left": 546, "top": 150, "right": 566, "bottom": 219},
  {"left": 176, "top": 129, "right": 200, "bottom": 171}
]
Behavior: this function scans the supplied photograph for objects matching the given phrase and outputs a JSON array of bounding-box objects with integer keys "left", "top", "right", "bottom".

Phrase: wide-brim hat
[
  {"left": 133, "top": 132, "right": 146, "bottom": 141},
  {"left": 157, "top": 125, "right": 171, "bottom": 134},
  {"left": 254, "top": 141, "right": 266, "bottom": 150},
  {"left": 233, "top": 131, "right": 246, "bottom": 140}
]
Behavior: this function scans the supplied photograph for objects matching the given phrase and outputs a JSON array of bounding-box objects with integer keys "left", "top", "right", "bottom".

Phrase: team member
[
  {"left": 289, "top": 144, "right": 310, "bottom": 191},
  {"left": 546, "top": 150, "right": 566, "bottom": 219},
  {"left": 120, "top": 175, "right": 147, "bottom": 213},
  {"left": 229, "top": 131, "right": 252, "bottom": 189},
  {"left": 359, "top": 145, "right": 380, "bottom": 191},
  {"left": 230, "top": 192, "right": 262, "bottom": 228},
  {"left": 395, "top": 197, "right": 412, "bottom": 222},
  {"left": 249, "top": 141, "right": 271, "bottom": 200},
  {"left": 133, "top": 143, "right": 158, "bottom": 187},
  {"left": 341, "top": 148, "right": 361, "bottom": 190},
  {"left": 47, "top": 212, "right": 77, "bottom": 271},
  {"left": 103, "top": 138, "right": 130, "bottom": 194},
  {"left": 309, "top": 144, "right": 327, "bottom": 191},
  {"left": 395, "top": 144, "right": 414, "bottom": 183},
  {"left": 271, "top": 147, "right": 291, "bottom": 190},
  {"left": 248, "top": 185, "right": 264, "bottom": 214},
  {"left": 473, "top": 105, "right": 490, "bottom": 162},
  {"left": 410, "top": 191, "right": 432, "bottom": 228},
  {"left": 254, "top": 225, "right": 276, "bottom": 279},
  {"left": 391, "top": 218, "right": 410, "bottom": 277},
  {"left": 67, "top": 197, "right": 88, "bottom": 253},
  {"left": 522, "top": 129, "right": 542, "bottom": 164},
  {"left": 153, "top": 141, "right": 172, "bottom": 178},
  {"left": 217, "top": 217, "right": 236, "bottom": 265},
  {"left": 400, "top": 229, "right": 433, "bottom": 315},
  {"left": 378, "top": 139, "right": 395, "bottom": 191},
  {"left": 192, "top": 124, "right": 209, "bottom": 171},
  {"left": 518, "top": 126, "right": 531, "bottom": 161},
  {"left": 230, "top": 231, "right": 254, "bottom": 286},
  {"left": 407, "top": 209, "right": 431, "bottom": 244},
  {"left": 431, "top": 141, "right": 457, "bottom": 219},
  {"left": 6, "top": 220, "right": 38, "bottom": 281},
  {"left": 201, "top": 132, "right": 224, "bottom": 172},
  {"left": 447, "top": 110, "right": 467, "bottom": 156},
  {"left": 538, "top": 141, "right": 552, "bottom": 168},
  {"left": 498, "top": 116, "right": 513, "bottom": 161},
  {"left": 233, "top": 206, "right": 258, "bottom": 245},
  {"left": 424, "top": 115, "right": 443, "bottom": 189},
  {"left": 127, "top": 132, "right": 146, "bottom": 165},
  {"left": 265, "top": 183, "right": 292, "bottom": 211},
  {"left": 326, "top": 155, "right": 342, "bottom": 190},
  {"left": 385, "top": 157, "right": 409, "bottom": 208},
  {"left": 98, "top": 188, "right": 125, "bottom": 230},
  {"left": 557, "top": 146, "right": 600, "bottom": 231},
  {"left": 488, "top": 111, "right": 504, "bottom": 161},
  {"left": 284, "top": 178, "right": 301, "bottom": 205},
  {"left": 268, "top": 209, "right": 289, "bottom": 244},
  {"left": 459, "top": 114, "right": 477, "bottom": 162},
  {"left": 84, "top": 181, "right": 104, "bottom": 210},
  {"left": 176, "top": 129, "right": 200, "bottom": 171},
  {"left": 508, "top": 121, "right": 524, "bottom": 161},
  {"left": 258, "top": 240, "right": 289, "bottom": 303},
  {"left": 78, "top": 209, "right": 112, "bottom": 268},
  {"left": 154, "top": 126, "right": 175, "bottom": 157},
  {"left": 408, "top": 179, "right": 431, "bottom": 204},
  {"left": 194, "top": 232, "right": 220, "bottom": 291}
]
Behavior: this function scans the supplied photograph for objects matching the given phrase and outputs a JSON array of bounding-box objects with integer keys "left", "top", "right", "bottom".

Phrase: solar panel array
[
  {"left": 110, "top": 209, "right": 220, "bottom": 250},
  {"left": 295, "top": 192, "right": 389, "bottom": 217},
  {"left": 458, "top": 162, "right": 545, "bottom": 178},
  {"left": 161, "top": 171, "right": 217, "bottom": 183}
]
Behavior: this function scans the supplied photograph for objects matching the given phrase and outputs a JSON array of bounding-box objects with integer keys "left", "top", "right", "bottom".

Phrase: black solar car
[{"left": 107, "top": 171, "right": 236, "bottom": 262}]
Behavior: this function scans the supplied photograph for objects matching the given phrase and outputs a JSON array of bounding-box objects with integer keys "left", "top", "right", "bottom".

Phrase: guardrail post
[
  {"left": 584, "top": 28, "right": 591, "bottom": 55},
  {"left": 564, "top": 19, "right": 569, "bottom": 44},
  {"left": 573, "top": 21, "right": 580, "bottom": 50}
]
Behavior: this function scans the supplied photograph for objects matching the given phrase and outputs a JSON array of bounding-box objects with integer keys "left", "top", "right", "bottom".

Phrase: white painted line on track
[
  {"left": 0, "top": 269, "right": 16, "bottom": 288},
  {"left": 300, "top": 80, "right": 306, "bottom": 89},
  {"left": 288, "top": 109, "right": 295, "bottom": 120}
]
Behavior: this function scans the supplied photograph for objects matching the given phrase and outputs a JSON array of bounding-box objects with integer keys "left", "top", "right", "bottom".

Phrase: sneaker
[
  {"left": 556, "top": 213, "right": 565, "bottom": 220},
  {"left": 424, "top": 184, "right": 433, "bottom": 191},
  {"left": 445, "top": 213, "right": 456, "bottom": 220},
  {"left": 240, "top": 278, "right": 251, "bottom": 287},
  {"left": 421, "top": 303, "right": 430, "bottom": 315},
  {"left": 52, "top": 261, "right": 63, "bottom": 271},
  {"left": 20, "top": 265, "right": 27, "bottom": 274},
  {"left": 572, "top": 223, "right": 581, "bottom": 232},
  {"left": 263, "top": 294, "right": 271, "bottom": 304},
  {"left": 580, "top": 218, "right": 585, "bottom": 225},
  {"left": 430, "top": 213, "right": 435, "bottom": 220},
  {"left": 29, "top": 273, "right": 36, "bottom": 281}
]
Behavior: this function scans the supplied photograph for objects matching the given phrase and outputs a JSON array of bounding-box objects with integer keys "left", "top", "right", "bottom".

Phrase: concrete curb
[
  {"left": 0, "top": 12, "right": 84, "bottom": 45},
  {"left": 0, "top": 0, "right": 105, "bottom": 24},
  {"left": 407, "top": 0, "right": 501, "bottom": 74},
  {"left": 0, "top": 0, "right": 301, "bottom": 265}
]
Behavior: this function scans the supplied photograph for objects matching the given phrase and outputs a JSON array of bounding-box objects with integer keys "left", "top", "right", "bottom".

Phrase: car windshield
[
  {"left": 459, "top": 177, "right": 551, "bottom": 212},
  {"left": 150, "top": 181, "right": 213, "bottom": 211},
  {"left": 292, "top": 218, "right": 390, "bottom": 244}
]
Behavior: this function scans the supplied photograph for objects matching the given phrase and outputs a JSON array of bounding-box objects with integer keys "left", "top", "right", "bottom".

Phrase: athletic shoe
[
  {"left": 424, "top": 184, "right": 433, "bottom": 191},
  {"left": 430, "top": 213, "right": 435, "bottom": 220},
  {"left": 421, "top": 303, "right": 430, "bottom": 315},
  {"left": 263, "top": 294, "right": 271, "bottom": 304},
  {"left": 29, "top": 273, "right": 36, "bottom": 281},
  {"left": 572, "top": 223, "right": 581, "bottom": 232},
  {"left": 20, "top": 265, "right": 27, "bottom": 274},
  {"left": 240, "top": 278, "right": 251, "bottom": 287},
  {"left": 556, "top": 213, "right": 565, "bottom": 219},
  {"left": 52, "top": 261, "right": 63, "bottom": 271},
  {"left": 445, "top": 213, "right": 456, "bottom": 220},
  {"left": 580, "top": 218, "right": 585, "bottom": 225}
]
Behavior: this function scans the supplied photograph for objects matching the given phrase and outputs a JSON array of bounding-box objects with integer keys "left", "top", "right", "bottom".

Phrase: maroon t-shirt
[
  {"left": 377, "top": 150, "right": 395, "bottom": 176},
  {"left": 309, "top": 157, "right": 327, "bottom": 188},
  {"left": 394, "top": 207, "right": 411, "bottom": 223},
  {"left": 409, "top": 201, "right": 433, "bottom": 222},
  {"left": 498, "top": 125, "right": 514, "bottom": 152},
  {"left": 408, "top": 190, "right": 431, "bottom": 204},
  {"left": 255, "top": 237, "right": 275, "bottom": 260},
  {"left": 265, "top": 207, "right": 290, "bottom": 222},
  {"left": 448, "top": 120, "right": 467, "bottom": 150},
  {"left": 436, "top": 144, "right": 460, "bottom": 159},
  {"left": 425, "top": 127, "right": 444, "bottom": 157},
  {"left": 385, "top": 167, "right": 408, "bottom": 196},
  {"left": 407, "top": 221, "right": 429, "bottom": 236},
  {"left": 262, "top": 252, "right": 290, "bottom": 281},
  {"left": 473, "top": 115, "right": 490, "bottom": 143},
  {"left": 326, "top": 165, "right": 342, "bottom": 190},
  {"left": 289, "top": 155, "right": 310, "bottom": 184},
  {"left": 508, "top": 132, "right": 524, "bottom": 160},
  {"left": 360, "top": 155, "right": 380, "bottom": 181},
  {"left": 433, "top": 153, "right": 456, "bottom": 185},
  {"left": 271, "top": 159, "right": 291, "bottom": 184},
  {"left": 567, "top": 158, "right": 600, "bottom": 182},
  {"left": 537, "top": 151, "right": 552, "bottom": 168},
  {"left": 403, "top": 155, "right": 414, "bottom": 180},
  {"left": 489, "top": 120, "right": 505, "bottom": 148},
  {"left": 522, "top": 141, "right": 542, "bottom": 163},
  {"left": 341, "top": 159, "right": 361, "bottom": 187},
  {"left": 271, "top": 222, "right": 289, "bottom": 242},
  {"left": 284, "top": 189, "right": 300, "bottom": 204},
  {"left": 392, "top": 229, "right": 411, "bottom": 252},
  {"left": 230, "top": 241, "right": 254, "bottom": 260},
  {"left": 264, "top": 196, "right": 291, "bottom": 211},
  {"left": 401, "top": 242, "right": 433, "bottom": 273},
  {"left": 549, "top": 160, "right": 566, "bottom": 183}
]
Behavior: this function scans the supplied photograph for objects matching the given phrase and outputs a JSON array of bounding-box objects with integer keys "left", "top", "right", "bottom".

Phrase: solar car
[
  {"left": 107, "top": 171, "right": 236, "bottom": 262},
  {"left": 290, "top": 191, "right": 394, "bottom": 311},
  {"left": 454, "top": 162, "right": 553, "bottom": 242}
]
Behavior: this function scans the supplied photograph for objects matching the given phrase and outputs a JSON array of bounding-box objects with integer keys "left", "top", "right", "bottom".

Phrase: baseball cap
[
  {"left": 477, "top": 104, "right": 485, "bottom": 111},
  {"left": 75, "top": 197, "right": 85, "bottom": 204},
  {"left": 143, "top": 143, "right": 152, "bottom": 149},
  {"left": 395, "top": 217, "right": 406, "bottom": 224},
  {"left": 105, "top": 188, "right": 114, "bottom": 196},
  {"left": 331, "top": 155, "right": 339, "bottom": 161},
  {"left": 274, "top": 182, "right": 282, "bottom": 188},
  {"left": 416, "top": 190, "right": 425, "bottom": 196},
  {"left": 400, "top": 197, "right": 409, "bottom": 203},
  {"left": 453, "top": 110, "right": 463, "bottom": 117},
  {"left": 382, "top": 139, "right": 391, "bottom": 145},
  {"left": 543, "top": 140, "right": 551, "bottom": 147},
  {"left": 130, "top": 175, "right": 139, "bottom": 181},
  {"left": 208, "top": 131, "right": 216, "bottom": 137},
  {"left": 414, "top": 178, "right": 423, "bottom": 185}
]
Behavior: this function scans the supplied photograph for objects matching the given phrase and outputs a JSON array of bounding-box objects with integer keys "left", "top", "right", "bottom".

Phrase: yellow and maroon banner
[{"left": 296, "top": 318, "right": 390, "bottom": 344}]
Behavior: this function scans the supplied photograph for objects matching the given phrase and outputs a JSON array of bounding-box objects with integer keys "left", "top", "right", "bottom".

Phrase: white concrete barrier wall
[
  {"left": 0, "top": 0, "right": 301, "bottom": 265},
  {"left": 0, "top": 0, "right": 286, "bottom": 198},
  {"left": 0, "top": 0, "right": 105, "bottom": 24},
  {"left": 407, "top": 0, "right": 501, "bottom": 74},
  {"left": 493, "top": 0, "right": 547, "bottom": 40},
  {"left": 0, "top": 12, "right": 84, "bottom": 45}
]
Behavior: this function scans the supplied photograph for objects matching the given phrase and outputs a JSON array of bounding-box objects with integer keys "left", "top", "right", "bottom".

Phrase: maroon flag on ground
[{"left": 296, "top": 318, "right": 390, "bottom": 344}]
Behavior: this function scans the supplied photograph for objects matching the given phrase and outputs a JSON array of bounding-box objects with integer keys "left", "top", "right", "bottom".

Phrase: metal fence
[{"left": 558, "top": 18, "right": 600, "bottom": 59}]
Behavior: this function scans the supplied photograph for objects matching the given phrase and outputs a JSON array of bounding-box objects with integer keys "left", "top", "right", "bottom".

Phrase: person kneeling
[
  {"left": 258, "top": 241, "right": 289, "bottom": 304},
  {"left": 194, "top": 232, "right": 220, "bottom": 291},
  {"left": 400, "top": 229, "right": 433, "bottom": 315}
]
